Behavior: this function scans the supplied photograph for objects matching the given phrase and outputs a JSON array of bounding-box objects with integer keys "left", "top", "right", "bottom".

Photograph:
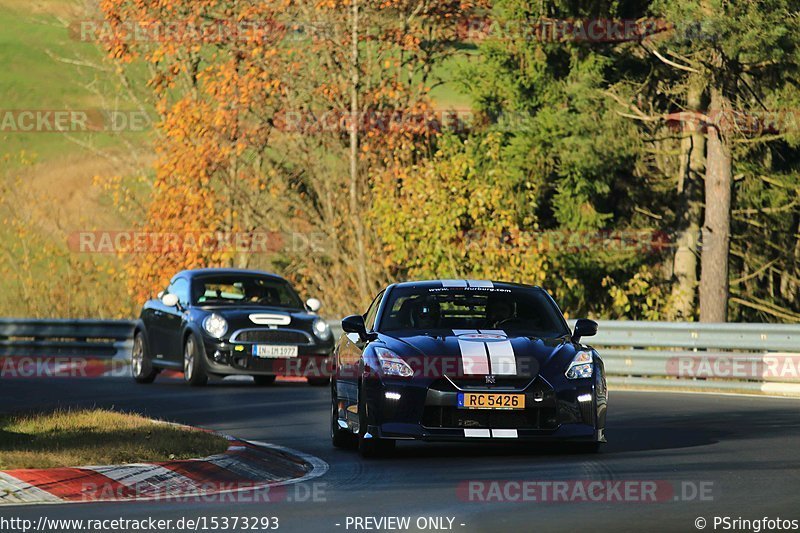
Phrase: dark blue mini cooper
[{"left": 132, "top": 268, "right": 334, "bottom": 386}]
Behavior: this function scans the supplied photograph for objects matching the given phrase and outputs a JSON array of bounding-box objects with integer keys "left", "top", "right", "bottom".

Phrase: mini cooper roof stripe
[
  {"left": 441, "top": 279, "right": 467, "bottom": 288},
  {"left": 466, "top": 280, "right": 494, "bottom": 288}
]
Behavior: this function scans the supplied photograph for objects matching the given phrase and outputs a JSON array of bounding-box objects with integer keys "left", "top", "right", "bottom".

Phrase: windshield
[
  {"left": 191, "top": 275, "right": 303, "bottom": 309},
  {"left": 378, "top": 285, "right": 569, "bottom": 338}
]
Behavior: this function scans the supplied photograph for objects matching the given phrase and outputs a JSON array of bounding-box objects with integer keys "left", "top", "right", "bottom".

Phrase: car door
[
  {"left": 146, "top": 286, "right": 171, "bottom": 361},
  {"left": 162, "top": 277, "right": 190, "bottom": 362}
]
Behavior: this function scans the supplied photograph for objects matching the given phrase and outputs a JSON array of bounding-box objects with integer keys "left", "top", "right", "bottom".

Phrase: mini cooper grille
[{"left": 231, "top": 329, "right": 312, "bottom": 345}]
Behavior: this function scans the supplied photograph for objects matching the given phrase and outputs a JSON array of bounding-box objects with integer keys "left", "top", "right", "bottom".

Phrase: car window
[
  {"left": 363, "top": 290, "right": 385, "bottom": 332},
  {"left": 379, "top": 286, "right": 569, "bottom": 337},
  {"left": 191, "top": 275, "right": 303, "bottom": 308}
]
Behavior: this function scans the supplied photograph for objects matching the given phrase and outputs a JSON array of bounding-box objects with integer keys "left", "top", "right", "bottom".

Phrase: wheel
[
  {"left": 131, "top": 331, "right": 157, "bottom": 384},
  {"left": 183, "top": 335, "right": 208, "bottom": 386},
  {"left": 330, "top": 384, "right": 357, "bottom": 449},
  {"left": 308, "top": 377, "right": 330, "bottom": 387},
  {"left": 357, "top": 382, "right": 395, "bottom": 458},
  {"left": 253, "top": 375, "right": 277, "bottom": 386}
]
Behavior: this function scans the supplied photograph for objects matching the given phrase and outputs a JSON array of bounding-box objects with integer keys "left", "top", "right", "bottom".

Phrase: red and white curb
[{"left": 0, "top": 436, "right": 328, "bottom": 506}]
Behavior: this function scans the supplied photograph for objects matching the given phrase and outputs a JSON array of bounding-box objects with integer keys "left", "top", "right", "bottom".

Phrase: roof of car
[
  {"left": 172, "top": 268, "right": 285, "bottom": 281},
  {"left": 391, "top": 279, "right": 543, "bottom": 291}
]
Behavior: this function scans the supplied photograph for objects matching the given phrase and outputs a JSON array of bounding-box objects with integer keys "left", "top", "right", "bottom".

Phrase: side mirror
[
  {"left": 572, "top": 318, "right": 598, "bottom": 343},
  {"left": 162, "top": 293, "right": 180, "bottom": 308},
  {"left": 341, "top": 314, "right": 368, "bottom": 341},
  {"left": 306, "top": 298, "right": 322, "bottom": 313}
]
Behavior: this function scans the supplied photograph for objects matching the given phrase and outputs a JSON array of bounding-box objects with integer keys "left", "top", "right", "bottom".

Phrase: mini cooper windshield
[
  {"left": 379, "top": 285, "right": 570, "bottom": 338},
  {"left": 192, "top": 275, "right": 304, "bottom": 309}
]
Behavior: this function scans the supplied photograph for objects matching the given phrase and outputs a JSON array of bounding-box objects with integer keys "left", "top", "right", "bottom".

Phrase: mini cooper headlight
[
  {"left": 566, "top": 350, "right": 593, "bottom": 379},
  {"left": 313, "top": 317, "right": 331, "bottom": 340},
  {"left": 203, "top": 313, "right": 228, "bottom": 339},
  {"left": 374, "top": 347, "right": 413, "bottom": 378}
]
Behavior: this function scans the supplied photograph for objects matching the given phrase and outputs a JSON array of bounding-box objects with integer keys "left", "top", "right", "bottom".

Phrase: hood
[
  {"left": 192, "top": 306, "right": 317, "bottom": 329},
  {"left": 378, "top": 329, "right": 575, "bottom": 380}
]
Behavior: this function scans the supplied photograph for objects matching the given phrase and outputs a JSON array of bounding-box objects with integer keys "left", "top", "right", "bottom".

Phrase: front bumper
[
  {"left": 199, "top": 337, "right": 333, "bottom": 377},
  {"left": 360, "top": 374, "right": 605, "bottom": 443}
]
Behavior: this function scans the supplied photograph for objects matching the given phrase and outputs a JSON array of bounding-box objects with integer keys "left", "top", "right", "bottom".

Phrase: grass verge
[{"left": 0, "top": 409, "right": 230, "bottom": 470}]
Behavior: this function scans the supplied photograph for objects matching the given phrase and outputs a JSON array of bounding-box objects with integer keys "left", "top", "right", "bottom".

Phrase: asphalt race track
[{"left": 2, "top": 378, "right": 799, "bottom": 533}]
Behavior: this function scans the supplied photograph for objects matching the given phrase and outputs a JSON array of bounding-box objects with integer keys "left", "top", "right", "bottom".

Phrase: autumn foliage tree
[{"left": 99, "top": 0, "right": 480, "bottom": 313}]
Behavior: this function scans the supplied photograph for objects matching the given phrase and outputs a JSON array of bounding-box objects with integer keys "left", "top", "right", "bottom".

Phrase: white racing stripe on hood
[
  {"left": 457, "top": 337, "right": 490, "bottom": 375},
  {"left": 479, "top": 330, "right": 516, "bottom": 375},
  {"left": 486, "top": 339, "right": 516, "bottom": 375},
  {"left": 464, "top": 429, "right": 491, "bottom": 438}
]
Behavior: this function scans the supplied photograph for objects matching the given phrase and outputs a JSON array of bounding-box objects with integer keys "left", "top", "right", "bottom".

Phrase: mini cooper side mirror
[
  {"left": 161, "top": 293, "right": 180, "bottom": 308},
  {"left": 306, "top": 298, "right": 322, "bottom": 313},
  {"left": 572, "top": 318, "right": 598, "bottom": 343},
  {"left": 341, "top": 314, "right": 369, "bottom": 341}
]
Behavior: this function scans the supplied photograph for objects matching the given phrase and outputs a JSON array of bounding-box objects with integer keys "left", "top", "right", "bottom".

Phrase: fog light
[
  {"left": 577, "top": 393, "right": 592, "bottom": 403},
  {"left": 385, "top": 391, "right": 401, "bottom": 400},
  {"left": 213, "top": 350, "right": 229, "bottom": 363}
]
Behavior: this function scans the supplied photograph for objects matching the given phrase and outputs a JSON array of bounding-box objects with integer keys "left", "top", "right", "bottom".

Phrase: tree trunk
[
  {"left": 699, "top": 86, "right": 732, "bottom": 322},
  {"left": 349, "top": 0, "right": 369, "bottom": 302},
  {"left": 669, "top": 81, "right": 705, "bottom": 320}
]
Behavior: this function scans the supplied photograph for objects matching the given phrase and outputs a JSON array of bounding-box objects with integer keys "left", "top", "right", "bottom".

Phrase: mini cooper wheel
[
  {"left": 357, "top": 383, "right": 395, "bottom": 458},
  {"left": 253, "top": 375, "right": 277, "bottom": 386},
  {"left": 131, "top": 332, "right": 157, "bottom": 384},
  {"left": 183, "top": 336, "right": 208, "bottom": 387}
]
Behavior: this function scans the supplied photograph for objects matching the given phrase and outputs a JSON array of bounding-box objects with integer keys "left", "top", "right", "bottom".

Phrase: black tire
[
  {"left": 253, "top": 375, "right": 277, "bottom": 386},
  {"left": 357, "top": 382, "right": 395, "bottom": 458},
  {"left": 131, "top": 331, "right": 157, "bottom": 384},
  {"left": 331, "top": 384, "right": 357, "bottom": 449},
  {"left": 183, "top": 335, "right": 208, "bottom": 387},
  {"left": 308, "top": 377, "right": 330, "bottom": 387}
]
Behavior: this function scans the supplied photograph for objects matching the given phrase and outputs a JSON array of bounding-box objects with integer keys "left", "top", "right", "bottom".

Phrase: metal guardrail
[
  {"left": 0, "top": 319, "right": 135, "bottom": 358},
  {"left": 1, "top": 318, "right": 798, "bottom": 395},
  {"left": 582, "top": 320, "right": 800, "bottom": 396}
]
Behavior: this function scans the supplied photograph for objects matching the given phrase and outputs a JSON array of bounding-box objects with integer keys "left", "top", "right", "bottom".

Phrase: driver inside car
[
  {"left": 486, "top": 297, "right": 514, "bottom": 328},
  {"left": 410, "top": 298, "right": 440, "bottom": 329}
]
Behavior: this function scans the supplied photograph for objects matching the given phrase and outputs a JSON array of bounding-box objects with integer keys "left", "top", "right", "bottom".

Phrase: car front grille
[
  {"left": 422, "top": 377, "right": 559, "bottom": 430},
  {"left": 421, "top": 405, "right": 559, "bottom": 430},
  {"left": 230, "top": 329, "right": 312, "bottom": 345}
]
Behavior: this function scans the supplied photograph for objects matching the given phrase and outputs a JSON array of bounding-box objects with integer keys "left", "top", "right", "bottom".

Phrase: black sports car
[
  {"left": 132, "top": 268, "right": 334, "bottom": 386},
  {"left": 330, "top": 280, "right": 607, "bottom": 457}
]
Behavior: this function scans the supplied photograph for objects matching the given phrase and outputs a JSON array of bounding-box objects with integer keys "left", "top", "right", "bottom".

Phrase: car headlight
[
  {"left": 202, "top": 313, "right": 228, "bottom": 339},
  {"left": 374, "top": 347, "right": 413, "bottom": 378},
  {"left": 566, "top": 350, "right": 593, "bottom": 379},
  {"left": 313, "top": 317, "right": 331, "bottom": 340}
]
